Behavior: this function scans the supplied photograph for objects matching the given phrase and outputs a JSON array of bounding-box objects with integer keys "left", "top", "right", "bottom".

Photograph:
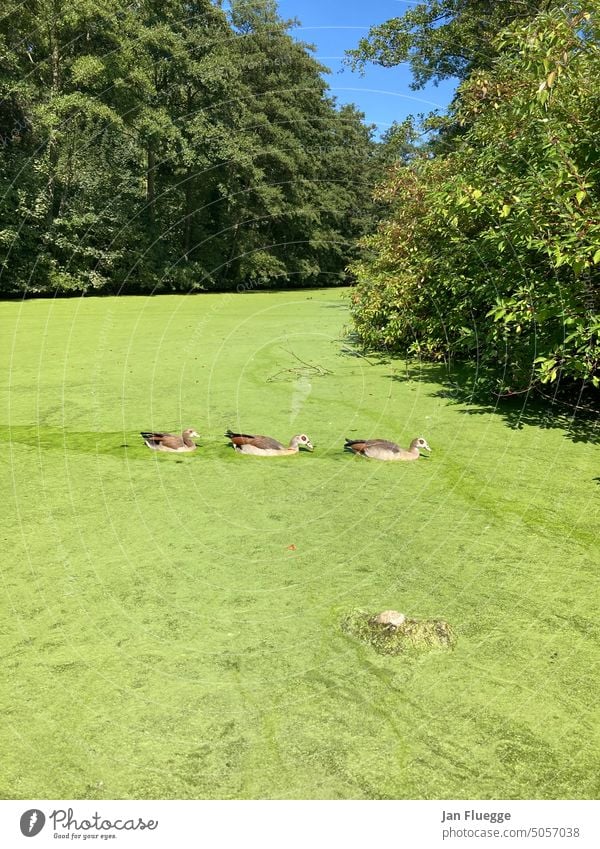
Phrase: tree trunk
[
  {"left": 183, "top": 167, "right": 194, "bottom": 258},
  {"left": 146, "top": 145, "right": 156, "bottom": 225},
  {"left": 45, "top": 39, "right": 60, "bottom": 223},
  {"left": 183, "top": 87, "right": 194, "bottom": 259}
]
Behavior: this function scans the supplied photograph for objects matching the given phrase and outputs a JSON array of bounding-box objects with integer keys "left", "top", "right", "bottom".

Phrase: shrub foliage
[{"left": 350, "top": 4, "right": 600, "bottom": 396}]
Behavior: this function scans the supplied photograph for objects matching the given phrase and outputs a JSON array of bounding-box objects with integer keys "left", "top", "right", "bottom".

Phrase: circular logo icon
[{"left": 20, "top": 810, "right": 45, "bottom": 837}]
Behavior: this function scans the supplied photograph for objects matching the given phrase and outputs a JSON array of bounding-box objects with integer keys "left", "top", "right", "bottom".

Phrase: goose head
[
  {"left": 184, "top": 429, "right": 200, "bottom": 439},
  {"left": 291, "top": 434, "right": 314, "bottom": 452},
  {"left": 411, "top": 437, "right": 431, "bottom": 453}
]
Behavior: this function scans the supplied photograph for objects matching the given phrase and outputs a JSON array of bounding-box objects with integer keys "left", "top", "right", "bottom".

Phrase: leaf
[
  {"left": 575, "top": 190, "right": 586, "bottom": 205},
  {"left": 593, "top": 249, "right": 600, "bottom": 265},
  {"left": 500, "top": 204, "right": 512, "bottom": 218},
  {"left": 546, "top": 71, "right": 557, "bottom": 88}
]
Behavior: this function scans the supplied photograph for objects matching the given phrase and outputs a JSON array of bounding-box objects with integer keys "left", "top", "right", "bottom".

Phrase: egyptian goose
[
  {"left": 140, "top": 428, "right": 199, "bottom": 453},
  {"left": 344, "top": 436, "right": 431, "bottom": 461},
  {"left": 226, "top": 430, "right": 314, "bottom": 456}
]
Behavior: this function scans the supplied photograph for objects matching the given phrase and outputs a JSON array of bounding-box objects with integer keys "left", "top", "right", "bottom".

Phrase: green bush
[{"left": 350, "top": 3, "right": 600, "bottom": 397}]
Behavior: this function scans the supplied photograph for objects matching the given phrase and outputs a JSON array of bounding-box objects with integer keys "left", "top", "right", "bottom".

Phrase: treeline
[
  {"left": 349, "top": 1, "right": 599, "bottom": 397},
  {"left": 0, "top": 0, "right": 375, "bottom": 296}
]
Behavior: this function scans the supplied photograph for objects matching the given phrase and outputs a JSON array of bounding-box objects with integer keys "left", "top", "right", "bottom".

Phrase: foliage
[
  {"left": 346, "top": 0, "right": 561, "bottom": 88},
  {"left": 0, "top": 0, "right": 376, "bottom": 295},
  {"left": 350, "top": 3, "right": 600, "bottom": 396}
]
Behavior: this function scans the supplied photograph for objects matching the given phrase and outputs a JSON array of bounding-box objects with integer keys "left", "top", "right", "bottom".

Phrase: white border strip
[{"left": 0, "top": 800, "right": 598, "bottom": 848}]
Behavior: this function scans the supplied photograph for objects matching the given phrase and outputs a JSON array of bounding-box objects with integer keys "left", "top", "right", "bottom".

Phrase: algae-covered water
[{"left": 1, "top": 290, "right": 598, "bottom": 799}]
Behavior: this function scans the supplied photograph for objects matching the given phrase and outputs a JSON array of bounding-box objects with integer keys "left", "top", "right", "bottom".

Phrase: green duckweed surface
[{"left": 1, "top": 290, "right": 598, "bottom": 799}]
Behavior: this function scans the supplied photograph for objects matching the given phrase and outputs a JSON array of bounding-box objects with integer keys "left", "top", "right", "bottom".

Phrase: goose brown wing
[
  {"left": 252, "top": 435, "right": 285, "bottom": 450},
  {"left": 226, "top": 431, "right": 284, "bottom": 450},
  {"left": 344, "top": 439, "right": 368, "bottom": 454},
  {"left": 157, "top": 434, "right": 184, "bottom": 449},
  {"left": 141, "top": 431, "right": 170, "bottom": 444},
  {"left": 366, "top": 439, "right": 400, "bottom": 453},
  {"left": 141, "top": 431, "right": 183, "bottom": 448}
]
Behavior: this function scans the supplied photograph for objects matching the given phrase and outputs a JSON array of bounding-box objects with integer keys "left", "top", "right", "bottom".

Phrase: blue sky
[{"left": 273, "top": 0, "right": 458, "bottom": 136}]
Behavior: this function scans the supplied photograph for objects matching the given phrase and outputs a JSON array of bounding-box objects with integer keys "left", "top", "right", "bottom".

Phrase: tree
[
  {"left": 205, "top": 0, "right": 376, "bottom": 288},
  {"left": 0, "top": 0, "right": 376, "bottom": 295}
]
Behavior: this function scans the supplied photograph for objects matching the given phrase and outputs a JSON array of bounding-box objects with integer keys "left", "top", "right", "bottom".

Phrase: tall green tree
[
  {"left": 210, "top": 0, "right": 376, "bottom": 288},
  {"left": 0, "top": 0, "right": 133, "bottom": 293},
  {"left": 0, "top": 0, "right": 376, "bottom": 295}
]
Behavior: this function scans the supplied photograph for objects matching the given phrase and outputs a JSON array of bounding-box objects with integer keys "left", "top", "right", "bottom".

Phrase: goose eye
[{"left": 301, "top": 435, "right": 307, "bottom": 441}]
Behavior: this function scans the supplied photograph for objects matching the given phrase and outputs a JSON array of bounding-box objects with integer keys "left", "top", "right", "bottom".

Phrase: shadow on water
[
  {"left": 336, "top": 333, "right": 393, "bottom": 367},
  {"left": 0, "top": 425, "right": 167, "bottom": 458},
  {"left": 438, "top": 386, "right": 598, "bottom": 445},
  {"left": 0, "top": 426, "right": 350, "bottom": 462},
  {"left": 407, "top": 364, "right": 598, "bottom": 445},
  {"left": 340, "top": 337, "right": 599, "bottom": 446}
]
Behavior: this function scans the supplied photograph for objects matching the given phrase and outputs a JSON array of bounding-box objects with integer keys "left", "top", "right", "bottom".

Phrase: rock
[{"left": 373, "top": 610, "right": 406, "bottom": 629}]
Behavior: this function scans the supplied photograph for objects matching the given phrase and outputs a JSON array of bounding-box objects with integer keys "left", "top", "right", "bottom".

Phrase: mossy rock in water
[{"left": 341, "top": 610, "right": 456, "bottom": 656}]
